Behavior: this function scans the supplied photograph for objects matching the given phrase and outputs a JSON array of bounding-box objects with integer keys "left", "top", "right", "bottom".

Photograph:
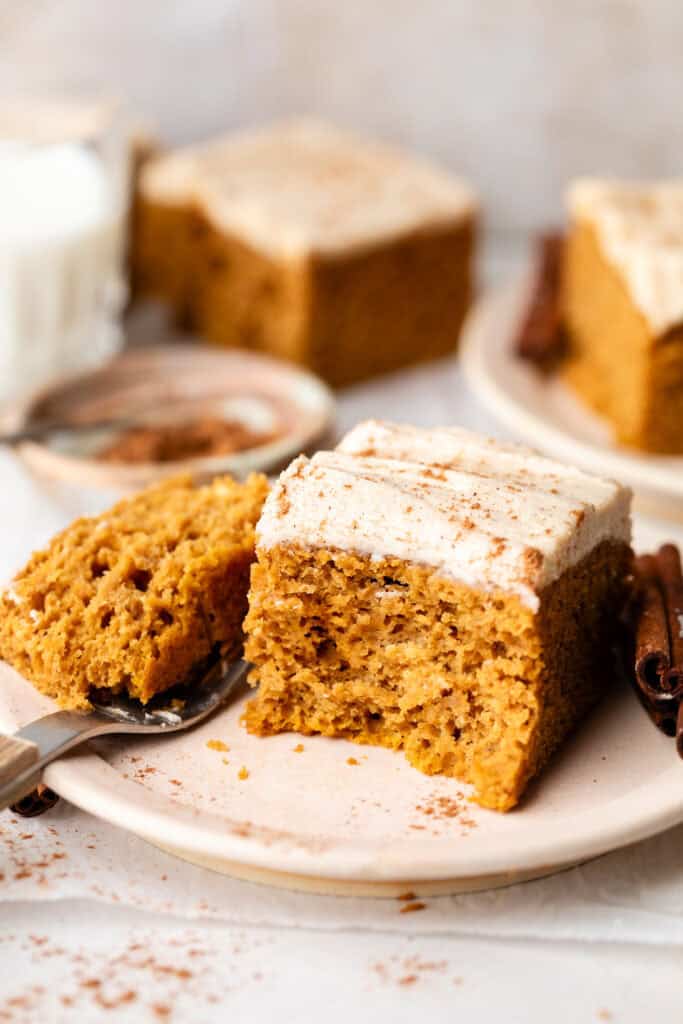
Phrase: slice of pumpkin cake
[
  {"left": 244, "top": 421, "right": 632, "bottom": 811},
  {"left": 561, "top": 178, "right": 683, "bottom": 453},
  {"left": 0, "top": 473, "right": 268, "bottom": 709},
  {"left": 133, "top": 118, "right": 477, "bottom": 388}
]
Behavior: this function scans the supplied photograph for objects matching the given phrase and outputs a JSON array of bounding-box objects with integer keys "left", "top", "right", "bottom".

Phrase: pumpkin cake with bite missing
[{"left": 244, "top": 421, "right": 632, "bottom": 811}]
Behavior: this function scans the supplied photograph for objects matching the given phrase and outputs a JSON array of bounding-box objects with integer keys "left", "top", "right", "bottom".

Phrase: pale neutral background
[{"left": 2, "top": 0, "right": 683, "bottom": 239}]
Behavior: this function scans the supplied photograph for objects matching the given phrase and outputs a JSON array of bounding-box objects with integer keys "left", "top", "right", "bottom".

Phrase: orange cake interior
[
  {"left": 245, "top": 421, "right": 632, "bottom": 812},
  {"left": 562, "top": 179, "right": 683, "bottom": 453},
  {"left": 0, "top": 473, "right": 268, "bottom": 709}
]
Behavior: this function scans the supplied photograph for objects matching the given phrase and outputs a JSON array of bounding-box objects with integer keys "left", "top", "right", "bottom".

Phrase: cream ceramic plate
[
  {"left": 2, "top": 510, "right": 683, "bottom": 897},
  {"left": 460, "top": 278, "right": 683, "bottom": 522}
]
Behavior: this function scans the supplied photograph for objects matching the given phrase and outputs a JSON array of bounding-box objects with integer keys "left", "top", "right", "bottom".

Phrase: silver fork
[{"left": 0, "top": 658, "right": 250, "bottom": 811}]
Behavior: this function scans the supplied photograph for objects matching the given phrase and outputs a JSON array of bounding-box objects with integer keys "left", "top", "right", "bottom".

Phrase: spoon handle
[
  {"left": 0, "top": 417, "right": 136, "bottom": 446},
  {"left": 0, "top": 710, "right": 118, "bottom": 811}
]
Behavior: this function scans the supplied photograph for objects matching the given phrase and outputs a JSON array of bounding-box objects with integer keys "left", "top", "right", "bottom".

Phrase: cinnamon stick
[
  {"left": 514, "top": 231, "right": 567, "bottom": 371},
  {"left": 630, "top": 544, "right": 683, "bottom": 756},
  {"left": 655, "top": 544, "right": 683, "bottom": 695},
  {"left": 644, "top": 703, "right": 678, "bottom": 738},
  {"left": 634, "top": 554, "right": 675, "bottom": 702}
]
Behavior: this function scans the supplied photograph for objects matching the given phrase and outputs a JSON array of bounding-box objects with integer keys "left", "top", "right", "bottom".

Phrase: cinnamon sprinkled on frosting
[{"left": 256, "top": 421, "right": 631, "bottom": 610}]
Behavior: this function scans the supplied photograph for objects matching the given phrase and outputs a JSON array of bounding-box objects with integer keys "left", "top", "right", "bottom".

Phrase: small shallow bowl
[{"left": 1, "top": 345, "right": 336, "bottom": 490}]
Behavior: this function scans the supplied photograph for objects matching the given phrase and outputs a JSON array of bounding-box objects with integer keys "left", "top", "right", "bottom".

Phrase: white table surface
[{"left": 2, "top": 298, "right": 683, "bottom": 1022}]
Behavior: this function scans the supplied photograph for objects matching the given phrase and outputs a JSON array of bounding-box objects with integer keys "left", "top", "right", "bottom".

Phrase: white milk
[{"left": 0, "top": 140, "right": 126, "bottom": 401}]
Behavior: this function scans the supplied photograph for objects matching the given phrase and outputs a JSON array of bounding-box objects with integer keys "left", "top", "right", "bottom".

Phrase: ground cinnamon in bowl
[
  {"left": 2, "top": 344, "right": 334, "bottom": 490},
  {"left": 97, "top": 417, "right": 279, "bottom": 464}
]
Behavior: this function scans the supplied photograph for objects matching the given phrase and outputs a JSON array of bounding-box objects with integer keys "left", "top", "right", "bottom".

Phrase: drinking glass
[{"left": 0, "top": 99, "right": 130, "bottom": 404}]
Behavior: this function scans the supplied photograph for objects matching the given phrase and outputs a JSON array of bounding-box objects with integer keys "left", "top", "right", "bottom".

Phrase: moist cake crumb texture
[
  {"left": 245, "top": 420, "right": 632, "bottom": 811},
  {"left": 0, "top": 473, "right": 268, "bottom": 709}
]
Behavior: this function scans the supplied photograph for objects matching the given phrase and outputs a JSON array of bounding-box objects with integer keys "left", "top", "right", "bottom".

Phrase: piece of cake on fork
[
  {"left": 0, "top": 473, "right": 268, "bottom": 709},
  {"left": 244, "top": 421, "right": 632, "bottom": 811}
]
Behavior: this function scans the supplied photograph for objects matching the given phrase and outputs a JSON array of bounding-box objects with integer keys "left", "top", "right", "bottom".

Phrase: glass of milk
[{"left": 0, "top": 100, "right": 129, "bottom": 404}]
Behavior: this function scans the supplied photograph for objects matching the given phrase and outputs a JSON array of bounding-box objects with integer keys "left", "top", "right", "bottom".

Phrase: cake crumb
[
  {"left": 399, "top": 901, "right": 426, "bottom": 914},
  {"left": 206, "top": 740, "right": 228, "bottom": 752},
  {"left": 397, "top": 891, "right": 416, "bottom": 901},
  {"left": 346, "top": 757, "right": 359, "bottom": 766},
  {"left": 293, "top": 743, "right": 305, "bottom": 752},
  {"left": 238, "top": 766, "right": 249, "bottom": 780}
]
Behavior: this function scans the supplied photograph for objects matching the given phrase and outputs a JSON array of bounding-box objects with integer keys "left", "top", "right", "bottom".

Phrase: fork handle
[
  {"left": 0, "top": 735, "right": 41, "bottom": 808},
  {"left": 0, "top": 711, "right": 121, "bottom": 812}
]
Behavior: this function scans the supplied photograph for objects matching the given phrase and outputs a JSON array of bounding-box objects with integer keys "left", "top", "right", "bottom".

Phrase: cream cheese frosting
[
  {"left": 568, "top": 178, "right": 683, "bottom": 335},
  {"left": 256, "top": 420, "right": 631, "bottom": 610},
  {"left": 140, "top": 118, "right": 476, "bottom": 258}
]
